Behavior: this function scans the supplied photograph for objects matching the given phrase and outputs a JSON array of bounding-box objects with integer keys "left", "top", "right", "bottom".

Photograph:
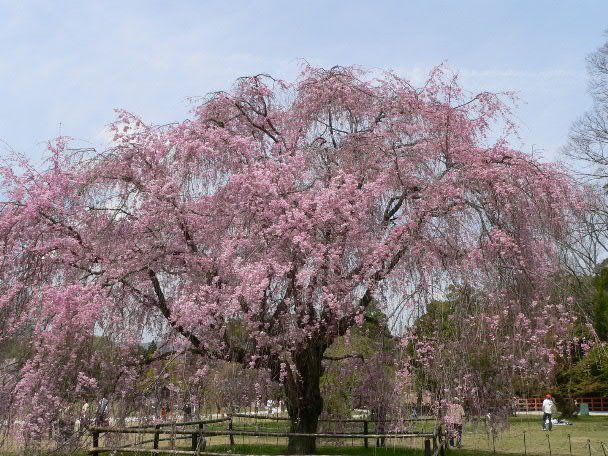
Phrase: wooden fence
[
  {"left": 517, "top": 397, "right": 608, "bottom": 412},
  {"left": 89, "top": 414, "right": 445, "bottom": 456}
]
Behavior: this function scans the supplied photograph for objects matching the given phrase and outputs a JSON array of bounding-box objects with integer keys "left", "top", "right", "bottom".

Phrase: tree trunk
[
  {"left": 287, "top": 404, "right": 321, "bottom": 454},
  {"left": 554, "top": 396, "right": 576, "bottom": 418},
  {"left": 284, "top": 343, "right": 325, "bottom": 454}
]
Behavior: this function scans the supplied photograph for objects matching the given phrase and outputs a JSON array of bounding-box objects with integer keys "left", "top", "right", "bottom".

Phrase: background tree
[
  {"left": 549, "top": 265, "right": 608, "bottom": 411},
  {"left": 0, "top": 65, "right": 583, "bottom": 454},
  {"left": 563, "top": 31, "right": 608, "bottom": 282},
  {"left": 566, "top": 31, "right": 608, "bottom": 178},
  {"left": 403, "top": 285, "right": 580, "bottom": 425},
  {"left": 554, "top": 344, "right": 608, "bottom": 399},
  {"left": 320, "top": 302, "right": 402, "bottom": 442},
  {"left": 591, "top": 264, "right": 608, "bottom": 341},
  {"left": 558, "top": 32, "right": 608, "bottom": 407}
]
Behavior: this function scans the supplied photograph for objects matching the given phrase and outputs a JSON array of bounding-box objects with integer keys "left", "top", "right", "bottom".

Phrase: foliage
[
  {"left": 565, "top": 32, "right": 608, "bottom": 174},
  {"left": 403, "top": 286, "right": 581, "bottom": 422},
  {"left": 0, "top": 65, "right": 584, "bottom": 452},
  {"left": 547, "top": 264, "right": 608, "bottom": 402},
  {"left": 320, "top": 303, "right": 399, "bottom": 420},
  {"left": 555, "top": 344, "right": 608, "bottom": 397},
  {"left": 591, "top": 266, "right": 608, "bottom": 341}
]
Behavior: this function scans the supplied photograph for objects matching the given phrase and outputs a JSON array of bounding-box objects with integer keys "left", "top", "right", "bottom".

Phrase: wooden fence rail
[
  {"left": 231, "top": 412, "right": 435, "bottom": 422},
  {"left": 91, "top": 450, "right": 444, "bottom": 456},
  {"left": 128, "top": 417, "right": 230, "bottom": 429},
  {"left": 191, "top": 430, "right": 433, "bottom": 438},
  {"left": 92, "top": 450, "right": 439, "bottom": 456},
  {"left": 89, "top": 423, "right": 441, "bottom": 456}
]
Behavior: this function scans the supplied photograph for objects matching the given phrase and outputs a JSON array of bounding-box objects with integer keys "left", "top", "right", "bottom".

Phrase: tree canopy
[{"left": 0, "top": 65, "right": 584, "bottom": 453}]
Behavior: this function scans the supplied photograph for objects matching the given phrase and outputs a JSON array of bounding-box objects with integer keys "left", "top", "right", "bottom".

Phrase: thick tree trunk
[
  {"left": 287, "top": 404, "right": 321, "bottom": 455},
  {"left": 284, "top": 344, "right": 325, "bottom": 454}
]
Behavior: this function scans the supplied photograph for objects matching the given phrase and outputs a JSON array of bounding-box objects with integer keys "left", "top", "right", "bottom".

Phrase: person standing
[
  {"left": 78, "top": 400, "right": 90, "bottom": 431},
  {"left": 183, "top": 402, "right": 192, "bottom": 422},
  {"left": 542, "top": 394, "right": 555, "bottom": 431},
  {"left": 445, "top": 401, "right": 465, "bottom": 448},
  {"left": 97, "top": 397, "right": 109, "bottom": 426}
]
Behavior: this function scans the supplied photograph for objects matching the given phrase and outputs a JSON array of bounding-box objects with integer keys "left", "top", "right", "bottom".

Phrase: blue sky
[{"left": 1, "top": 0, "right": 607, "bottom": 164}]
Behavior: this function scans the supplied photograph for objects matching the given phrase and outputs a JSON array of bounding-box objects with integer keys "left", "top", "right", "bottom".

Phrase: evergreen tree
[{"left": 592, "top": 267, "right": 608, "bottom": 341}]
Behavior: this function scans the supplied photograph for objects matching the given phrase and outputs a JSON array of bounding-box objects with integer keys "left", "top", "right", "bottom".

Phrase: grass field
[
  {"left": 166, "top": 415, "right": 608, "bottom": 456},
  {"left": 2, "top": 414, "right": 606, "bottom": 456},
  {"left": 108, "top": 414, "right": 608, "bottom": 456},
  {"left": 459, "top": 415, "right": 608, "bottom": 456},
  {"left": 204, "top": 414, "right": 608, "bottom": 456}
]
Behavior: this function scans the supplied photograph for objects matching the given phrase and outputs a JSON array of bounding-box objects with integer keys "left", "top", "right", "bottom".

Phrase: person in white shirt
[
  {"left": 77, "top": 400, "right": 90, "bottom": 431},
  {"left": 542, "top": 394, "right": 555, "bottom": 431}
]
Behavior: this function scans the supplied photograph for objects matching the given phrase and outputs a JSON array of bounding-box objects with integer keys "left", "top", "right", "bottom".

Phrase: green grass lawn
[
  {"left": 204, "top": 443, "right": 424, "bottom": 456},
  {"left": 184, "top": 415, "right": 608, "bottom": 456},
  {"left": 2, "top": 415, "right": 606, "bottom": 456},
  {"left": 457, "top": 415, "right": 608, "bottom": 456},
  {"left": 211, "top": 414, "right": 608, "bottom": 456}
]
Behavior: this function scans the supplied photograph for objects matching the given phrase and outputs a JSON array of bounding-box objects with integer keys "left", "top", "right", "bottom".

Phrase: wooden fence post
[
  {"left": 153, "top": 424, "right": 160, "bottom": 449},
  {"left": 192, "top": 426, "right": 198, "bottom": 451},
  {"left": 228, "top": 416, "right": 235, "bottom": 447},
  {"left": 424, "top": 438, "right": 431, "bottom": 456},
  {"left": 171, "top": 423, "right": 176, "bottom": 450},
  {"left": 191, "top": 422, "right": 211, "bottom": 452},
  {"left": 363, "top": 420, "right": 368, "bottom": 448},
  {"left": 376, "top": 421, "right": 385, "bottom": 448},
  {"left": 91, "top": 429, "right": 99, "bottom": 456},
  {"left": 200, "top": 423, "right": 207, "bottom": 451}
]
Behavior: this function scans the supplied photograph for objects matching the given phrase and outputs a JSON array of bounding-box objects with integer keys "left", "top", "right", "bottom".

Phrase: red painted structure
[{"left": 517, "top": 397, "right": 608, "bottom": 411}]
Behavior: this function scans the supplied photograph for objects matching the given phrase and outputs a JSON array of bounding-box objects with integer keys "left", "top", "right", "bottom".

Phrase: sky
[{"left": 1, "top": 0, "right": 607, "bottom": 165}]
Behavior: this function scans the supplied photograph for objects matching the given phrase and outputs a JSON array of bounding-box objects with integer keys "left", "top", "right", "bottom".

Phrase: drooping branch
[
  {"left": 147, "top": 268, "right": 203, "bottom": 351},
  {"left": 322, "top": 353, "right": 365, "bottom": 362}
]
